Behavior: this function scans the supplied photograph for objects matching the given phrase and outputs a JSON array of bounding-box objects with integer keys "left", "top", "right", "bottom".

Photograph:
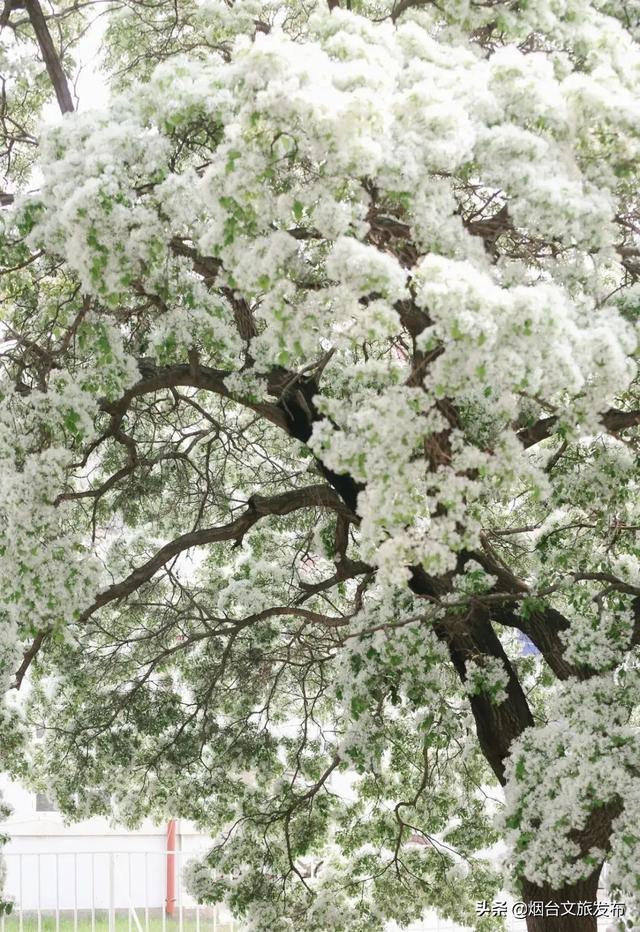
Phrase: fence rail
[{"left": 0, "top": 850, "right": 239, "bottom": 932}]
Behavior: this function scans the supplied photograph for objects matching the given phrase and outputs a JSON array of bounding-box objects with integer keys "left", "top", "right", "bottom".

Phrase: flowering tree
[{"left": 2, "top": 0, "right": 640, "bottom": 929}]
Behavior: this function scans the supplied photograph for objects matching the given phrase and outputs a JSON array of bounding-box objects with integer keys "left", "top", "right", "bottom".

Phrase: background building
[{"left": 0, "top": 774, "right": 214, "bottom": 921}]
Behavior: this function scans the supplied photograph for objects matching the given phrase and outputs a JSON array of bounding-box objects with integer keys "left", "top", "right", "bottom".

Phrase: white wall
[{"left": 0, "top": 774, "right": 212, "bottom": 911}]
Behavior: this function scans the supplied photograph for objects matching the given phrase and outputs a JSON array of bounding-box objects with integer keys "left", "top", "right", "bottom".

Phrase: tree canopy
[{"left": 2, "top": 0, "right": 640, "bottom": 929}]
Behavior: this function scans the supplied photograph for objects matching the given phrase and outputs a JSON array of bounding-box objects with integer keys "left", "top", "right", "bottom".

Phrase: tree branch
[
  {"left": 13, "top": 485, "right": 353, "bottom": 689},
  {"left": 102, "top": 360, "right": 290, "bottom": 433},
  {"left": 12, "top": 627, "right": 52, "bottom": 690},
  {"left": 518, "top": 408, "right": 640, "bottom": 448},
  {"left": 25, "top": 0, "right": 74, "bottom": 115},
  {"left": 436, "top": 606, "right": 535, "bottom": 785},
  {"left": 78, "top": 485, "right": 353, "bottom": 623}
]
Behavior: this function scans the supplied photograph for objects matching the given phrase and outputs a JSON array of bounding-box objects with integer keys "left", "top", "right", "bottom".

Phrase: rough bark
[
  {"left": 433, "top": 606, "right": 534, "bottom": 784},
  {"left": 522, "top": 869, "right": 601, "bottom": 932},
  {"left": 521, "top": 802, "right": 621, "bottom": 932}
]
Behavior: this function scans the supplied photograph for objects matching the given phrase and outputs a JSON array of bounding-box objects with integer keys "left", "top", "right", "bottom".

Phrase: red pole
[{"left": 166, "top": 819, "right": 177, "bottom": 916}]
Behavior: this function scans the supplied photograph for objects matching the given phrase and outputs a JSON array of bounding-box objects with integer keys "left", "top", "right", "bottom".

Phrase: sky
[{"left": 75, "top": 17, "right": 111, "bottom": 111}]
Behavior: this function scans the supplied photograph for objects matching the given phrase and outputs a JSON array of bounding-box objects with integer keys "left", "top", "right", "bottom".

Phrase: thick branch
[
  {"left": 13, "top": 485, "right": 352, "bottom": 687},
  {"left": 408, "top": 566, "right": 535, "bottom": 784},
  {"left": 25, "top": 0, "right": 74, "bottom": 115},
  {"left": 77, "top": 485, "right": 352, "bottom": 624},
  {"left": 437, "top": 606, "right": 534, "bottom": 785},
  {"left": 102, "top": 360, "right": 290, "bottom": 433},
  {"left": 170, "top": 239, "right": 256, "bottom": 343},
  {"left": 110, "top": 358, "right": 365, "bottom": 515},
  {"left": 13, "top": 627, "right": 52, "bottom": 690},
  {"left": 472, "top": 544, "right": 590, "bottom": 680},
  {"left": 518, "top": 408, "right": 640, "bottom": 448}
]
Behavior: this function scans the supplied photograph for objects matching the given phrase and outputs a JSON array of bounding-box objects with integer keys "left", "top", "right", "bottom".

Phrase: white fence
[
  {"left": 0, "top": 850, "right": 618, "bottom": 932},
  {"left": 1, "top": 850, "right": 239, "bottom": 932}
]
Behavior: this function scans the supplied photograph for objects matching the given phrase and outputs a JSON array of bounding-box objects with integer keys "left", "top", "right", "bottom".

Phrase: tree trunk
[{"left": 522, "top": 869, "right": 602, "bottom": 932}]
